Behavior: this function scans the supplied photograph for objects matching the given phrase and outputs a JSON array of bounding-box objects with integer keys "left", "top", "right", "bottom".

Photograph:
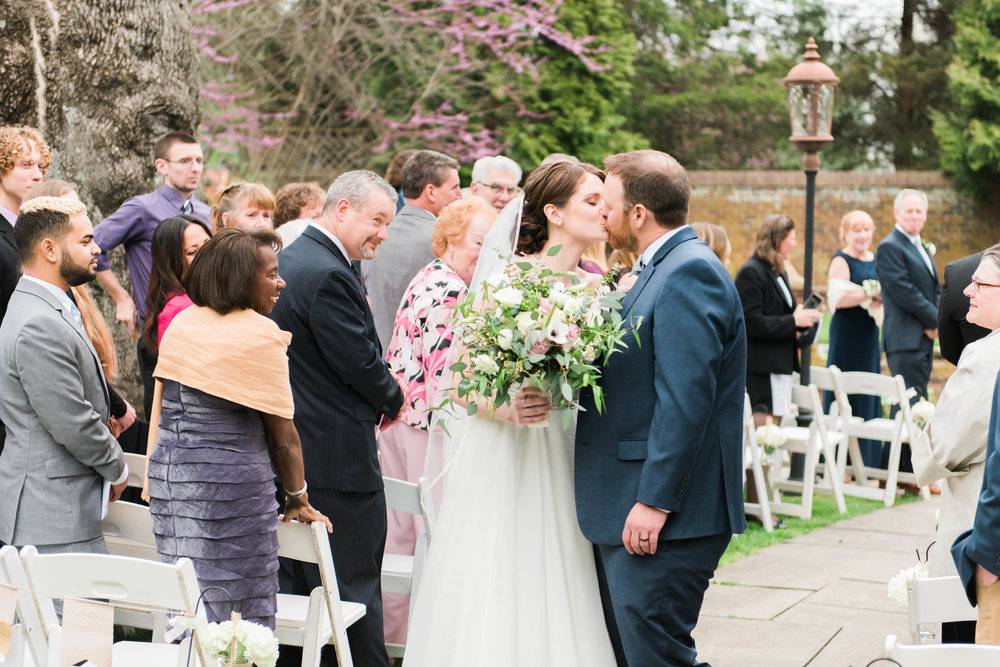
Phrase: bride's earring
[{"left": 552, "top": 218, "right": 563, "bottom": 227}]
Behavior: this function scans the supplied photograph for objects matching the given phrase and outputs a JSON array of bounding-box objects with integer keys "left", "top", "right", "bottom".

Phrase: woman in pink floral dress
[{"left": 379, "top": 196, "right": 497, "bottom": 645}]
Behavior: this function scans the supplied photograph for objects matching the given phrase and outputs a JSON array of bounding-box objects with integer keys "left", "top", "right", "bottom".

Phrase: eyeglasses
[
  {"left": 969, "top": 276, "right": 1000, "bottom": 291},
  {"left": 476, "top": 181, "right": 521, "bottom": 196},
  {"left": 163, "top": 157, "right": 205, "bottom": 167}
]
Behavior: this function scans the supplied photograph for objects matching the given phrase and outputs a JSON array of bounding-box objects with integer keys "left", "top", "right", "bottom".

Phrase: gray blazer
[
  {"left": 360, "top": 204, "right": 436, "bottom": 350},
  {"left": 0, "top": 277, "right": 126, "bottom": 546}
]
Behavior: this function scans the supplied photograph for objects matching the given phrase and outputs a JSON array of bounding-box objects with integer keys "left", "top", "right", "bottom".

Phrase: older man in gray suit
[
  {"left": 0, "top": 196, "right": 127, "bottom": 553},
  {"left": 361, "top": 149, "right": 462, "bottom": 349}
]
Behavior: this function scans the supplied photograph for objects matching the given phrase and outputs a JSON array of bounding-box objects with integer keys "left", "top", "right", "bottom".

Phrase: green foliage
[
  {"left": 490, "top": 0, "right": 647, "bottom": 167},
  {"left": 933, "top": 0, "right": 1000, "bottom": 202}
]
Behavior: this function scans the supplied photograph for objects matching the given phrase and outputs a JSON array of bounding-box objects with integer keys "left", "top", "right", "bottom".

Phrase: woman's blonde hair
[
  {"left": 211, "top": 182, "right": 276, "bottom": 231},
  {"left": 839, "top": 210, "right": 874, "bottom": 243},
  {"left": 691, "top": 221, "right": 731, "bottom": 263},
  {"left": 430, "top": 197, "right": 497, "bottom": 258}
]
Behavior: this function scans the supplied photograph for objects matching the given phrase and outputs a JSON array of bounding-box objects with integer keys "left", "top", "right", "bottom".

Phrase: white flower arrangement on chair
[
  {"left": 911, "top": 399, "right": 935, "bottom": 429},
  {"left": 755, "top": 418, "right": 786, "bottom": 456}
]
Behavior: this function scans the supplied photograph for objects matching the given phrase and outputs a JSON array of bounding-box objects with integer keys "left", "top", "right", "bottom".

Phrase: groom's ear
[{"left": 631, "top": 203, "right": 650, "bottom": 230}]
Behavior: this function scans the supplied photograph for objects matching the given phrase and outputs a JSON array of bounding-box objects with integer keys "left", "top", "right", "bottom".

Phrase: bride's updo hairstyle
[{"left": 516, "top": 159, "right": 603, "bottom": 256}]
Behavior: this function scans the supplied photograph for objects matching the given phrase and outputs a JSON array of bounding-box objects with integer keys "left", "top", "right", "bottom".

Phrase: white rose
[
  {"left": 485, "top": 272, "right": 506, "bottom": 288},
  {"left": 584, "top": 305, "right": 602, "bottom": 328},
  {"left": 550, "top": 290, "right": 570, "bottom": 307},
  {"left": 515, "top": 310, "right": 537, "bottom": 334},
  {"left": 564, "top": 297, "right": 584, "bottom": 314},
  {"left": 493, "top": 286, "right": 523, "bottom": 308},
  {"left": 473, "top": 355, "right": 500, "bottom": 375},
  {"left": 496, "top": 328, "right": 514, "bottom": 350}
]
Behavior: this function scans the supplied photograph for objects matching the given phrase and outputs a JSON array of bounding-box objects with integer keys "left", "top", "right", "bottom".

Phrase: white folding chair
[
  {"left": 123, "top": 452, "right": 147, "bottom": 489},
  {"left": 0, "top": 545, "right": 46, "bottom": 667},
  {"left": 829, "top": 368, "right": 930, "bottom": 506},
  {"left": 382, "top": 475, "right": 436, "bottom": 657},
  {"left": 102, "top": 501, "right": 158, "bottom": 562},
  {"left": 767, "top": 383, "right": 847, "bottom": 520},
  {"left": 885, "top": 634, "right": 1000, "bottom": 665},
  {"left": 101, "top": 501, "right": 168, "bottom": 638},
  {"left": 19, "top": 546, "right": 208, "bottom": 667},
  {"left": 907, "top": 575, "right": 977, "bottom": 644},
  {"left": 741, "top": 394, "right": 774, "bottom": 532},
  {"left": 274, "top": 520, "right": 366, "bottom": 667}
]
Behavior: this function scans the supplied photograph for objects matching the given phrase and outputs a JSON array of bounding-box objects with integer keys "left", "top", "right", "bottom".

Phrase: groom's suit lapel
[{"left": 621, "top": 226, "right": 697, "bottom": 316}]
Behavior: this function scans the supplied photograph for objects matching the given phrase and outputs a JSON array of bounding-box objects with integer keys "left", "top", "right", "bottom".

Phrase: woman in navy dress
[{"left": 826, "top": 210, "right": 882, "bottom": 467}]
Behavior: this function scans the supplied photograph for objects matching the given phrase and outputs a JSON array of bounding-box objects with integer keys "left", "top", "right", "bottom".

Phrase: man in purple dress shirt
[{"left": 93, "top": 131, "right": 210, "bottom": 416}]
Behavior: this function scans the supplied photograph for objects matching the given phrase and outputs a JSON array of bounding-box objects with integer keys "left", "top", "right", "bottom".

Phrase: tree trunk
[{"left": 1, "top": 0, "right": 201, "bottom": 412}]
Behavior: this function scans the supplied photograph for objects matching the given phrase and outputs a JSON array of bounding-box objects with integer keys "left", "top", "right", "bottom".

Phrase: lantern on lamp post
[{"left": 783, "top": 36, "right": 839, "bottom": 388}]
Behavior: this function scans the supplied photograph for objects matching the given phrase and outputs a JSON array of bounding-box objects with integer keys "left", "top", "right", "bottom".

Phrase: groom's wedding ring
[{"left": 638, "top": 537, "right": 650, "bottom": 542}]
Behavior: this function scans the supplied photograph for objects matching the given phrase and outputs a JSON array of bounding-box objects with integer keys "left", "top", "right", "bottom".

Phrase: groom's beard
[{"left": 607, "top": 220, "right": 639, "bottom": 254}]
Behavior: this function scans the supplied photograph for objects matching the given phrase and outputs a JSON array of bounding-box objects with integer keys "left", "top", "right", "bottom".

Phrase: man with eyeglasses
[
  {"left": 469, "top": 154, "right": 523, "bottom": 212},
  {"left": 361, "top": 149, "right": 462, "bottom": 349},
  {"left": 93, "top": 130, "right": 210, "bottom": 417}
]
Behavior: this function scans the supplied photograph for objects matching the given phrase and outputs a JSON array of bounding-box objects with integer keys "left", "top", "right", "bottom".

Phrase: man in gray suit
[
  {"left": 0, "top": 196, "right": 127, "bottom": 553},
  {"left": 361, "top": 149, "right": 461, "bottom": 349}
]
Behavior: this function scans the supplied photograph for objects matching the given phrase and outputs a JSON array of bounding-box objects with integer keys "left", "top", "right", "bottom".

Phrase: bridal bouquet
[{"left": 449, "top": 249, "right": 636, "bottom": 428}]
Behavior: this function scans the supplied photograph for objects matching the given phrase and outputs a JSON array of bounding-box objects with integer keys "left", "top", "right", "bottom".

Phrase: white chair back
[
  {"left": 885, "top": 633, "right": 1000, "bottom": 665},
  {"left": 765, "top": 383, "right": 847, "bottom": 519},
  {"left": 0, "top": 545, "right": 47, "bottom": 667},
  {"left": 275, "top": 520, "right": 364, "bottom": 667},
  {"left": 907, "top": 576, "right": 977, "bottom": 643},
  {"left": 830, "top": 368, "right": 928, "bottom": 505},
  {"left": 741, "top": 394, "right": 773, "bottom": 532},
  {"left": 19, "top": 546, "right": 207, "bottom": 666},
  {"left": 102, "top": 501, "right": 158, "bottom": 561},
  {"left": 381, "top": 476, "right": 437, "bottom": 657},
  {"left": 123, "top": 452, "right": 147, "bottom": 489}
]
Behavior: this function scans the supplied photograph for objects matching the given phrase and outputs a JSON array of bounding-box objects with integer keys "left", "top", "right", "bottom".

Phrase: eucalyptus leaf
[{"left": 547, "top": 244, "right": 563, "bottom": 257}]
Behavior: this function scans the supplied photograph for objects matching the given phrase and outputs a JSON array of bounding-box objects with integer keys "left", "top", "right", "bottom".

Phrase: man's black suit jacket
[
  {"left": 0, "top": 215, "right": 19, "bottom": 324},
  {"left": 939, "top": 251, "right": 989, "bottom": 366},
  {"left": 269, "top": 225, "right": 403, "bottom": 493},
  {"left": 876, "top": 227, "right": 940, "bottom": 354}
]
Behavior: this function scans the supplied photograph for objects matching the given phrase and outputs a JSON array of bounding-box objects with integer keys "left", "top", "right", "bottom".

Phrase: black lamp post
[{"left": 783, "top": 37, "right": 839, "bottom": 388}]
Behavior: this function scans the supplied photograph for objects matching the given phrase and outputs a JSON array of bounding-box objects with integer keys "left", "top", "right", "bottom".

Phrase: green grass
[{"left": 720, "top": 492, "right": 920, "bottom": 567}]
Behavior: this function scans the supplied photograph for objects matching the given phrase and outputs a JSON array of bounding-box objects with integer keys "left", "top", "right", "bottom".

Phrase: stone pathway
[{"left": 693, "top": 497, "right": 940, "bottom": 666}]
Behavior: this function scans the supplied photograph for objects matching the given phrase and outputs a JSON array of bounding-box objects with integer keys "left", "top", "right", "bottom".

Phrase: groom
[{"left": 576, "top": 150, "right": 747, "bottom": 666}]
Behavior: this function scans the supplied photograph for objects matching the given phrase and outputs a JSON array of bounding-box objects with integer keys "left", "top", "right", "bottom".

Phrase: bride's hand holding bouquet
[{"left": 447, "top": 248, "right": 639, "bottom": 429}]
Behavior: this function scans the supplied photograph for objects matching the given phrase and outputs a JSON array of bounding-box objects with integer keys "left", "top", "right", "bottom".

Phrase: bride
[{"left": 402, "top": 159, "right": 618, "bottom": 666}]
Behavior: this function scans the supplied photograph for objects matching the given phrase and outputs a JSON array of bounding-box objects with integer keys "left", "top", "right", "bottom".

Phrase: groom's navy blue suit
[{"left": 577, "top": 226, "right": 747, "bottom": 666}]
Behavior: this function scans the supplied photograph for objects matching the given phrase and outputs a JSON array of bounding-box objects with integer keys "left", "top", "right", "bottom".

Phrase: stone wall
[{"left": 688, "top": 171, "right": 999, "bottom": 284}]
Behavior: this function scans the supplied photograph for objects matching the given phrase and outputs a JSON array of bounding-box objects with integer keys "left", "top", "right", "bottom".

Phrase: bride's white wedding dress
[
  {"left": 402, "top": 195, "right": 615, "bottom": 665},
  {"left": 402, "top": 410, "right": 617, "bottom": 665}
]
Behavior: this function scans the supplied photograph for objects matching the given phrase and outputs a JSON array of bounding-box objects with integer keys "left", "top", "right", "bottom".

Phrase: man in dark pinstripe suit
[{"left": 271, "top": 170, "right": 405, "bottom": 666}]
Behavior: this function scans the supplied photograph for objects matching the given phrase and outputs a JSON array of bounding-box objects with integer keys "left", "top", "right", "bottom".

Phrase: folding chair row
[
  {"left": 100, "top": 499, "right": 364, "bottom": 667},
  {"left": 823, "top": 366, "right": 931, "bottom": 506},
  {"left": 1, "top": 544, "right": 208, "bottom": 667}
]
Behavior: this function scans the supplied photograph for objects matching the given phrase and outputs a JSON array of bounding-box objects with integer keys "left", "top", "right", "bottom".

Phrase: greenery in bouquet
[{"left": 448, "top": 247, "right": 638, "bottom": 429}]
